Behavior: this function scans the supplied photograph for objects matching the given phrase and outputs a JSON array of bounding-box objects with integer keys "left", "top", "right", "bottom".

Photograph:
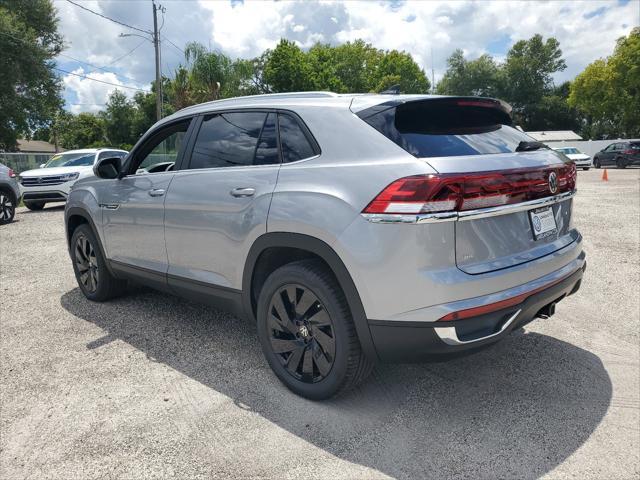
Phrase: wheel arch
[
  {"left": 65, "top": 207, "right": 117, "bottom": 277},
  {"left": 242, "top": 232, "right": 378, "bottom": 361}
]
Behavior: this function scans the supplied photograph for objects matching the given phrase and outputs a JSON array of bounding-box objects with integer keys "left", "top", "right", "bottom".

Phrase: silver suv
[
  {"left": 65, "top": 93, "right": 586, "bottom": 399},
  {"left": 0, "top": 162, "right": 21, "bottom": 225}
]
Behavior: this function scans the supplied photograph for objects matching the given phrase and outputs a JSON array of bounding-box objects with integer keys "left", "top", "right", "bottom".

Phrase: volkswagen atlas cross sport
[
  {"left": 64, "top": 92, "right": 585, "bottom": 399},
  {"left": 19, "top": 148, "right": 127, "bottom": 210}
]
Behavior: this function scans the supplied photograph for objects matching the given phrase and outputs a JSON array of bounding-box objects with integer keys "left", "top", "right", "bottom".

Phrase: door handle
[
  {"left": 148, "top": 188, "right": 166, "bottom": 197},
  {"left": 230, "top": 187, "right": 255, "bottom": 198}
]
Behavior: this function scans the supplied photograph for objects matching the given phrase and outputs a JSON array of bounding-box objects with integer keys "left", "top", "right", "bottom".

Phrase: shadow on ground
[{"left": 61, "top": 287, "right": 611, "bottom": 479}]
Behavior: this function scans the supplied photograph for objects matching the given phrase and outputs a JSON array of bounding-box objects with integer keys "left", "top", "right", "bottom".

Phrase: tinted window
[
  {"left": 361, "top": 101, "right": 536, "bottom": 158},
  {"left": 278, "top": 113, "right": 316, "bottom": 163},
  {"left": 254, "top": 113, "right": 279, "bottom": 165},
  {"left": 45, "top": 152, "right": 95, "bottom": 168},
  {"left": 190, "top": 112, "right": 266, "bottom": 169}
]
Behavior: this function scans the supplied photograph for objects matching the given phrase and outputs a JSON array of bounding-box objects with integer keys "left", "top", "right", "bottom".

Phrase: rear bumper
[{"left": 368, "top": 262, "right": 585, "bottom": 362}]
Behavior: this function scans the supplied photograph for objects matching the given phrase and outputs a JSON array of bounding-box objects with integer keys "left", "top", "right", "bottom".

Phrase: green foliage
[
  {"left": 263, "top": 39, "right": 314, "bottom": 92},
  {"left": 54, "top": 112, "right": 105, "bottom": 149},
  {"left": 436, "top": 49, "right": 502, "bottom": 97},
  {"left": 101, "top": 90, "right": 135, "bottom": 147},
  {"left": 0, "top": 0, "right": 63, "bottom": 151},
  {"left": 569, "top": 28, "right": 640, "bottom": 138}
]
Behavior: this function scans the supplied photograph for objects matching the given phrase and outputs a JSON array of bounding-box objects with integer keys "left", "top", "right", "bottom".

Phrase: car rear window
[
  {"left": 360, "top": 100, "right": 537, "bottom": 158},
  {"left": 630, "top": 142, "right": 640, "bottom": 150}
]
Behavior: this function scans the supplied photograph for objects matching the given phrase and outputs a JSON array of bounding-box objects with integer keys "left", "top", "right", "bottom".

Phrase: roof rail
[{"left": 175, "top": 91, "right": 339, "bottom": 115}]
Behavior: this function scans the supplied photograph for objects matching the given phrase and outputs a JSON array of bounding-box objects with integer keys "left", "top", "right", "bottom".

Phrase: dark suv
[{"left": 593, "top": 141, "right": 640, "bottom": 169}]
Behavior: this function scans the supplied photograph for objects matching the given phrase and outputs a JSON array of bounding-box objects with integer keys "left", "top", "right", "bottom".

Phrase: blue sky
[{"left": 53, "top": 0, "right": 639, "bottom": 113}]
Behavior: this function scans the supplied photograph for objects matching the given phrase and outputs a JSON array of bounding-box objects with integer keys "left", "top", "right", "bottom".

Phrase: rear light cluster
[
  {"left": 8, "top": 168, "right": 15, "bottom": 178},
  {"left": 363, "top": 163, "right": 576, "bottom": 215}
]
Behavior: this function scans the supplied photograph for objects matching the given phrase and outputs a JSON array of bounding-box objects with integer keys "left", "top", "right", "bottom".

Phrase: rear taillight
[
  {"left": 8, "top": 168, "right": 15, "bottom": 178},
  {"left": 363, "top": 163, "right": 576, "bottom": 215},
  {"left": 623, "top": 150, "right": 637, "bottom": 155}
]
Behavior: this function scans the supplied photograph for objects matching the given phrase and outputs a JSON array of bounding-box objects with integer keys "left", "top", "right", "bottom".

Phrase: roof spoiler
[{"left": 355, "top": 96, "right": 513, "bottom": 121}]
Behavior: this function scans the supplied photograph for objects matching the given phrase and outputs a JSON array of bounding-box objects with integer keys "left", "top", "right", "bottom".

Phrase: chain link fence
[{"left": 0, "top": 153, "right": 53, "bottom": 173}]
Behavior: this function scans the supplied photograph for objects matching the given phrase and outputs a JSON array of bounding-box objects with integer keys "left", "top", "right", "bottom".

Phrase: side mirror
[
  {"left": 40, "top": 163, "right": 46, "bottom": 168},
  {"left": 93, "top": 157, "right": 122, "bottom": 179}
]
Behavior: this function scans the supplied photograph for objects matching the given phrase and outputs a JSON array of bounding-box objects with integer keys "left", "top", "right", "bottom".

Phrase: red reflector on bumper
[{"left": 439, "top": 273, "right": 572, "bottom": 321}]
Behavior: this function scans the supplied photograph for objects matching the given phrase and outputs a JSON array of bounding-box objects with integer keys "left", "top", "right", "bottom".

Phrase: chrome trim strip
[
  {"left": 457, "top": 190, "right": 575, "bottom": 221},
  {"left": 361, "top": 190, "right": 576, "bottom": 224},
  {"left": 434, "top": 309, "right": 521, "bottom": 346}
]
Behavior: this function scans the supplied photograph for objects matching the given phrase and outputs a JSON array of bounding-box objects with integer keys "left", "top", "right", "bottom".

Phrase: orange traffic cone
[{"left": 602, "top": 169, "right": 609, "bottom": 181}]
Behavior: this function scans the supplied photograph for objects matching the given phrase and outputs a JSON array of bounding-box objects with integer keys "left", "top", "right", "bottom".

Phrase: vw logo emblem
[
  {"left": 37, "top": 177, "right": 43, "bottom": 184},
  {"left": 548, "top": 172, "right": 558, "bottom": 194}
]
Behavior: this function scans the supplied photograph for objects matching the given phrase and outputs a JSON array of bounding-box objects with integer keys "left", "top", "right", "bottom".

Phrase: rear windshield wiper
[{"left": 516, "top": 141, "right": 547, "bottom": 152}]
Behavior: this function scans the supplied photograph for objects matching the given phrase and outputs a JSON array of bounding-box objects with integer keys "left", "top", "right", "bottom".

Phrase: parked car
[
  {"left": 552, "top": 147, "right": 592, "bottom": 170},
  {"left": 64, "top": 93, "right": 585, "bottom": 399},
  {"left": 0, "top": 162, "right": 21, "bottom": 225},
  {"left": 593, "top": 141, "right": 640, "bottom": 169},
  {"left": 18, "top": 148, "right": 128, "bottom": 210}
]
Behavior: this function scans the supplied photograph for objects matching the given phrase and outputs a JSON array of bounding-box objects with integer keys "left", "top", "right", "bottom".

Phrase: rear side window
[
  {"left": 278, "top": 113, "right": 317, "bottom": 163},
  {"left": 190, "top": 112, "right": 267, "bottom": 169},
  {"left": 360, "top": 100, "right": 536, "bottom": 158}
]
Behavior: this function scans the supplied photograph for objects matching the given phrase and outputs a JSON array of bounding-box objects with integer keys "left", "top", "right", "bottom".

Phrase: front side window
[
  {"left": 131, "top": 121, "right": 190, "bottom": 175},
  {"left": 190, "top": 112, "right": 267, "bottom": 169},
  {"left": 278, "top": 113, "right": 317, "bottom": 163}
]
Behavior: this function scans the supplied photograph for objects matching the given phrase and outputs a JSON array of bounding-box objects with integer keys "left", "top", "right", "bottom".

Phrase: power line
[
  {"left": 57, "top": 53, "right": 142, "bottom": 84},
  {"left": 64, "top": 0, "right": 152, "bottom": 35},
  {"left": 54, "top": 67, "right": 149, "bottom": 92},
  {"left": 162, "top": 35, "right": 184, "bottom": 55},
  {"left": 103, "top": 39, "right": 148, "bottom": 67}
]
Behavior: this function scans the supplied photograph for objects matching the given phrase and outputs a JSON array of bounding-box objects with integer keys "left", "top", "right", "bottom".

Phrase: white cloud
[
  {"left": 53, "top": 0, "right": 639, "bottom": 113},
  {"left": 62, "top": 68, "right": 146, "bottom": 114}
]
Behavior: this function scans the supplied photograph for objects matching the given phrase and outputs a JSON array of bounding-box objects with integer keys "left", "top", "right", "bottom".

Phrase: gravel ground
[{"left": 1, "top": 168, "right": 638, "bottom": 480}]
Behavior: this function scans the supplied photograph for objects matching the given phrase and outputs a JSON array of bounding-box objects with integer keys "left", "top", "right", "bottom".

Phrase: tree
[
  {"left": 502, "top": 34, "right": 566, "bottom": 125},
  {"left": 436, "top": 49, "right": 501, "bottom": 97},
  {"left": 0, "top": 0, "right": 63, "bottom": 151},
  {"left": 263, "top": 39, "right": 314, "bottom": 92},
  {"left": 372, "top": 50, "right": 430, "bottom": 93},
  {"left": 524, "top": 82, "right": 583, "bottom": 132},
  {"left": 55, "top": 112, "right": 105, "bottom": 150},
  {"left": 569, "top": 27, "right": 640, "bottom": 138},
  {"left": 184, "top": 42, "right": 235, "bottom": 102},
  {"left": 101, "top": 90, "right": 135, "bottom": 148}
]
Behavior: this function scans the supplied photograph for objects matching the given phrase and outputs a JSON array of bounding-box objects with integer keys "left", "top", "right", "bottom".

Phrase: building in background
[{"left": 0, "top": 140, "right": 64, "bottom": 173}]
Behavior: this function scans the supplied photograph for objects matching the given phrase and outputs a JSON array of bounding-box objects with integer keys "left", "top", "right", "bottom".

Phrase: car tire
[
  {"left": 24, "top": 201, "right": 45, "bottom": 211},
  {"left": 616, "top": 157, "right": 627, "bottom": 169},
  {"left": 70, "top": 224, "right": 127, "bottom": 302},
  {"left": 582, "top": 167, "right": 590, "bottom": 171},
  {"left": 594, "top": 158, "right": 601, "bottom": 169},
  {"left": 256, "top": 259, "right": 374, "bottom": 400},
  {"left": 0, "top": 189, "right": 16, "bottom": 225}
]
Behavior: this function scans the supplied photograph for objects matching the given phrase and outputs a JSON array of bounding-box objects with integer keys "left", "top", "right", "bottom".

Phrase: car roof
[{"left": 157, "top": 92, "right": 504, "bottom": 127}]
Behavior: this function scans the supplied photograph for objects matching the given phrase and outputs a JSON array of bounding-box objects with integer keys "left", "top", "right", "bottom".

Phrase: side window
[
  {"left": 189, "top": 112, "right": 267, "bottom": 169},
  {"left": 131, "top": 120, "right": 190, "bottom": 175},
  {"left": 278, "top": 113, "right": 317, "bottom": 163},
  {"left": 98, "top": 151, "right": 114, "bottom": 161},
  {"left": 255, "top": 113, "right": 279, "bottom": 165}
]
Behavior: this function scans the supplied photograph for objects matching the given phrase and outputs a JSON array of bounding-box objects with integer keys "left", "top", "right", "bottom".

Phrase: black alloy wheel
[
  {"left": 0, "top": 190, "right": 15, "bottom": 224},
  {"left": 267, "top": 283, "right": 336, "bottom": 383},
  {"left": 75, "top": 233, "right": 99, "bottom": 293}
]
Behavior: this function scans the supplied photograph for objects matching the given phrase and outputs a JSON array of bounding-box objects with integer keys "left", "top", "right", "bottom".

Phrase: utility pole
[
  {"left": 152, "top": 0, "right": 162, "bottom": 121},
  {"left": 431, "top": 47, "right": 435, "bottom": 94}
]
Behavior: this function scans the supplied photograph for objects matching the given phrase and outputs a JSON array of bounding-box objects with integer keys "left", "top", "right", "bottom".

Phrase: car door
[
  {"left": 163, "top": 111, "right": 281, "bottom": 295},
  {"left": 601, "top": 144, "right": 617, "bottom": 165},
  {"left": 99, "top": 118, "right": 194, "bottom": 285}
]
